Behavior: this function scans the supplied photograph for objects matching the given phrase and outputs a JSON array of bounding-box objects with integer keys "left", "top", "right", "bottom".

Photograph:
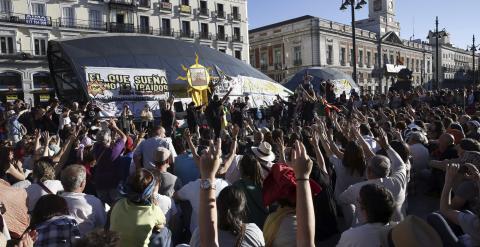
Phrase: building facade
[
  {"left": 427, "top": 31, "right": 479, "bottom": 83},
  {"left": 249, "top": 0, "right": 438, "bottom": 94},
  {"left": 0, "top": 0, "right": 249, "bottom": 105}
]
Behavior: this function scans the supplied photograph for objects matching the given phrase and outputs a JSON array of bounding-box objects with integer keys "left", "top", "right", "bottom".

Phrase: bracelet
[{"left": 296, "top": 178, "right": 310, "bottom": 182}]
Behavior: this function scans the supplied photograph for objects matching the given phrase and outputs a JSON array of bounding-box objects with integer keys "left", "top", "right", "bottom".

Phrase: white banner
[{"left": 85, "top": 66, "right": 169, "bottom": 101}]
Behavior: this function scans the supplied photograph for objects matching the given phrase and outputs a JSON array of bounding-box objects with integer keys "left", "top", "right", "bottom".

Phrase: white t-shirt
[
  {"left": 176, "top": 178, "right": 229, "bottom": 233},
  {"left": 226, "top": 155, "right": 243, "bottom": 184},
  {"left": 61, "top": 192, "right": 107, "bottom": 236},
  {"left": 190, "top": 223, "right": 265, "bottom": 247},
  {"left": 26, "top": 180, "right": 64, "bottom": 211},
  {"left": 155, "top": 194, "right": 177, "bottom": 224},
  {"left": 337, "top": 222, "right": 395, "bottom": 247},
  {"left": 409, "top": 143, "right": 430, "bottom": 171}
]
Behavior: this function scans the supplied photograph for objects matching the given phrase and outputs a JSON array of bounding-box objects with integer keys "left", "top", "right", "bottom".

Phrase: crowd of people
[{"left": 0, "top": 78, "right": 479, "bottom": 247}]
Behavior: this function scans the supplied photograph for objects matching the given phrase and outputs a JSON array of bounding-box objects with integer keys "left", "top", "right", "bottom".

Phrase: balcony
[
  {"left": 198, "top": 32, "right": 212, "bottom": 40},
  {"left": 216, "top": 10, "right": 226, "bottom": 19},
  {"left": 154, "top": 28, "right": 175, "bottom": 37},
  {"left": 109, "top": 0, "right": 135, "bottom": 6},
  {"left": 197, "top": 8, "right": 209, "bottom": 18},
  {"left": 56, "top": 19, "right": 107, "bottom": 31},
  {"left": 274, "top": 63, "right": 283, "bottom": 70},
  {"left": 107, "top": 22, "right": 135, "bottom": 33},
  {"left": 231, "top": 35, "right": 243, "bottom": 43},
  {"left": 294, "top": 59, "right": 302, "bottom": 66},
  {"left": 138, "top": 26, "right": 153, "bottom": 34},
  {"left": 138, "top": 0, "right": 150, "bottom": 8},
  {"left": 159, "top": 2, "right": 172, "bottom": 12},
  {"left": 231, "top": 13, "right": 241, "bottom": 22},
  {"left": 0, "top": 50, "right": 47, "bottom": 60},
  {"left": 179, "top": 5, "right": 192, "bottom": 15},
  {"left": 178, "top": 30, "right": 194, "bottom": 39},
  {"left": 216, "top": 33, "right": 228, "bottom": 42},
  {"left": 0, "top": 12, "right": 52, "bottom": 27}
]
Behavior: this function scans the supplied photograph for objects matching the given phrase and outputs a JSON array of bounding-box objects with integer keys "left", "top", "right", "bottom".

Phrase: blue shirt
[{"left": 174, "top": 153, "right": 200, "bottom": 185}]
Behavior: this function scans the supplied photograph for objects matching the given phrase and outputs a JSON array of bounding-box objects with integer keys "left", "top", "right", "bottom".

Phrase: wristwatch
[{"left": 200, "top": 179, "right": 216, "bottom": 190}]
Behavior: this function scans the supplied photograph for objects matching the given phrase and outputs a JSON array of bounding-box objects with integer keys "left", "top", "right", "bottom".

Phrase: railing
[
  {"left": 159, "top": 2, "right": 172, "bottom": 11},
  {"left": 0, "top": 50, "right": 48, "bottom": 60},
  {"left": 107, "top": 22, "right": 135, "bottom": 33},
  {"left": 198, "top": 32, "right": 212, "bottom": 40},
  {"left": 154, "top": 28, "right": 175, "bottom": 37},
  {"left": 260, "top": 64, "right": 268, "bottom": 71},
  {"left": 55, "top": 19, "right": 107, "bottom": 31},
  {"left": 232, "top": 35, "right": 243, "bottom": 43},
  {"left": 294, "top": 59, "right": 303, "bottom": 66},
  {"left": 198, "top": 8, "right": 209, "bottom": 17},
  {"left": 138, "top": 0, "right": 150, "bottom": 8},
  {"left": 109, "top": 0, "right": 135, "bottom": 5},
  {"left": 178, "top": 30, "right": 194, "bottom": 39},
  {"left": 274, "top": 63, "right": 283, "bottom": 70},
  {"left": 231, "top": 13, "right": 241, "bottom": 21},
  {"left": 138, "top": 26, "right": 153, "bottom": 34},
  {"left": 0, "top": 12, "right": 52, "bottom": 27},
  {"left": 179, "top": 5, "right": 192, "bottom": 14},
  {"left": 216, "top": 34, "right": 228, "bottom": 42},
  {"left": 216, "top": 10, "right": 226, "bottom": 19}
]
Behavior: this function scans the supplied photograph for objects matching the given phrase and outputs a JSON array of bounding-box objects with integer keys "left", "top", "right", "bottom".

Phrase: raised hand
[
  {"left": 231, "top": 124, "right": 240, "bottom": 139},
  {"left": 199, "top": 138, "right": 222, "bottom": 179},
  {"left": 291, "top": 140, "right": 313, "bottom": 180},
  {"left": 445, "top": 164, "right": 460, "bottom": 185},
  {"left": 376, "top": 128, "right": 390, "bottom": 150}
]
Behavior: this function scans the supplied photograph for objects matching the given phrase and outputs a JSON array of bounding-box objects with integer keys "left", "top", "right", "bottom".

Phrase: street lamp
[
  {"left": 340, "top": 0, "right": 367, "bottom": 84},
  {"left": 467, "top": 35, "right": 480, "bottom": 84}
]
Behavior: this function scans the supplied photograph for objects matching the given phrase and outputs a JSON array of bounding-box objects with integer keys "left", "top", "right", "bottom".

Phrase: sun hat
[
  {"left": 251, "top": 142, "right": 275, "bottom": 162},
  {"left": 155, "top": 147, "right": 171, "bottom": 163},
  {"left": 389, "top": 215, "right": 442, "bottom": 247}
]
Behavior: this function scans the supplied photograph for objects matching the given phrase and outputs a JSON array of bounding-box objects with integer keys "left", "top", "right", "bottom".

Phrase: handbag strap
[{"left": 37, "top": 181, "right": 54, "bottom": 195}]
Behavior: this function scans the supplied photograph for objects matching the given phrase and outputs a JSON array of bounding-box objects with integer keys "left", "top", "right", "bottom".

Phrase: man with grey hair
[
  {"left": 60, "top": 164, "right": 107, "bottom": 236},
  {"left": 407, "top": 132, "right": 430, "bottom": 172},
  {"left": 339, "top": 131, "right": 407, "bottom": 226}
]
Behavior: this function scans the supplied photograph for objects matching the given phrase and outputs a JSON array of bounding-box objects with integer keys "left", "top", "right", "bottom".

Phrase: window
[
  {"left": 383, "top": 53, "right": 388, "bottom": 65},
  {"left": 138, "top": 0, "right": 150, "bottom": 8},
  {"left": 235, "top": 50, "right": 241, "bottom": 60},
  {"left": 232, "top": 6, "right": 239, "bottom": 20},
  {"left": 161, "top": 19, "right": 171, "bottom": 34},
  {"left": 200, "top": 23, "right": 208, "bottom": 38},
  {"left": 427, "top": 61, "right": 431, "bottom": 73},
  {"left": 416, "top": 59, "right": 419, "bottom": 72},
  {"left": 31, "top": 3, "right": 46, "bottom": 16},
  {"left": 0, "top": 36, "right": 14, "bottom": 54},
  {"left": 139, "top": 16, "right": 149, "bottom": 33},
  {"left": 220, "top": 48, "right": 226, "bottom": 53},
  {"left": 374, "top": 53, "right": 378, "bottom": 66},
  {"left": 326, "top": 45, "right": 333, "bottom": 65},
  {"left": 367, "top": 51, "right": 371, "bottom": 67},
  {"left": 260, "top": 52, "right": 267, "bottom": 67},
  {"left": 233, "top": 27, "right": 241, "bottom": 41},
  {"left": 34, "top": 37, "right": 47, "bottom": 56},
  {"left": 274, "top": 48, "right": 281, "bottom": 65},
  {"left": 0, "top": 0, "right": 12, "bottom": 13},
  {"left": 62, "top": 7, "right": 75, "bottom": 27},
  {"left": 406, "top": 58, "right": 410, "bottom": 68},
  {"left": 390, "top": 54, "right": 394, "bottom": 65},
  {"left": 217, "top": 25, "right": 225, "bottom": 39},
  {"left": 216, "top": 3, "right": 224, "bottom": 18},
  {"left": 358, "top": 50, "right": 363, "bottom": 67},
  {"left": 340, "top": 47, "right": 346, "bottom": 66},
  {"left": 294, "top": 46, "right": 302, "bottom": 65},
  {"left": 181, "top": 21, "right": 190, "bottom": 35},
  {"left": 89, "top": 9, "right": 102, "bottom": 29},
  {"left": 181, "top": 0, "right": 189, "bottom": 5}
]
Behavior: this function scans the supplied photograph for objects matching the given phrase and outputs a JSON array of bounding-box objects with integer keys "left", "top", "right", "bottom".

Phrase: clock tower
[{"left": 356, "top": 0, "right": 400, "bottom": 36}]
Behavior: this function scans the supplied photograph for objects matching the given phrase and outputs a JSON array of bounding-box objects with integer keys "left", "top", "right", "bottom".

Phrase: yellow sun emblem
[{"left": 177, "top": 53, "right": 213, "bottom": 106}]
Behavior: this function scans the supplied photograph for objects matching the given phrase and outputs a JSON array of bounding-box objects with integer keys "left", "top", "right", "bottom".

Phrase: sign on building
[{"left": 25, "top": 15, "right": 49, "bottom": 26}]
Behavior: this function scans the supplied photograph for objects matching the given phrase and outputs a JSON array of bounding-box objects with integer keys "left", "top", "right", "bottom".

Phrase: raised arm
[
  {"left": 198, "top": 139, "right": 222, "bottom": 247},
  {"left": 352, "top": 126, "right": 375, "bottom": 160},
  {"left": 217, "top": 125, "right": 239, "bottom": 175},
  {"left": 292, "top": 141, "right": 315, "bottom": 247},
  {"left": 220, "top": 87, "right": 233, "bottom": 104},
  {"left": 310, "top": 127, "right": 327, "bottom": 174},
  {"left": 440, "top": 164, "right": 462, "bottom": 225},
  {"left": 184, "top": 129, "right": 200, "bottom": 166}
]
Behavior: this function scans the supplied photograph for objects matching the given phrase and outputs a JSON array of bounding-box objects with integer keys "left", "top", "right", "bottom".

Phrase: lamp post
[
  {"left": 467, "top": 35, "right": 480, "bottom": 84},
  {"left": 340, "top": 0, "right": 367, "bottom": 85}
]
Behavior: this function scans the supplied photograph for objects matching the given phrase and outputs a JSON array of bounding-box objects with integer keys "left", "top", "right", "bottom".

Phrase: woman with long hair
[
  {"left": 110, "top": 168, "right": 166, "bottom": 247},
  {"left": 190, "top": 186, "right": 265, "bottom": 247},
  {"left": 0, "top": 145, "right": 25, "bottom": 184},
  {"left": 234, "top": 154, "right": 268, "bottom": 229}
]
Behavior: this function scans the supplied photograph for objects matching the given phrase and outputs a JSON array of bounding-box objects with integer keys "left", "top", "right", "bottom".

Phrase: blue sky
[{"left": 248, "top": 0, "right": 479, "bottom": 49}]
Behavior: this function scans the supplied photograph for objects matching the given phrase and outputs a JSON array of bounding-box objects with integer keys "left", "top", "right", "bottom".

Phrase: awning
[{"left": 385, "top": 64, "right": 407, "bottom": 74}]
